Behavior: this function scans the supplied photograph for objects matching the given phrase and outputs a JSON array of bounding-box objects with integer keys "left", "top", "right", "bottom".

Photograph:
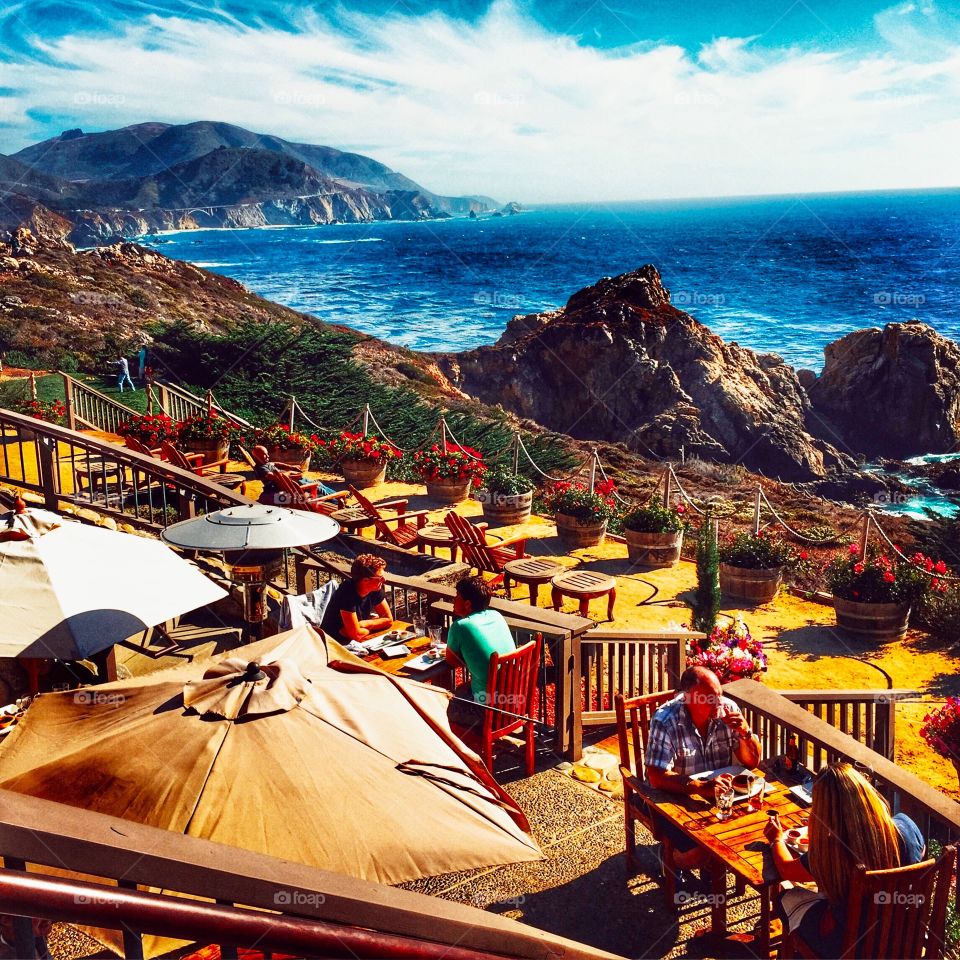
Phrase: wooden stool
[
  {"left": 503, "top": 557, "right": 565, "bottom": 606},
  {"left": 416, "top": 523, "right": 458, "bottom": 562},
  {"left": 551, "top": 569, "right": 617, "bottom": 621}
]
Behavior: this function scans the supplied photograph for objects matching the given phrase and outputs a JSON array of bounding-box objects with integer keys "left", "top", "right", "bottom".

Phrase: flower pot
[
  {"left": 719, "top": 563, "right": 783, "bottom": 604},
  {"left": 341, "top": 457, "right": 386, "bottom": 488},
  {"left": 426, "top": 478, "right": 472, "bottom": 503},
  {"left": 474, "top": 488, "right": 533, "bottom": 526},
  {"left": 182, "top": 437, "right": 229, "bottom": 463},
  {"left": 625, "top": 529, "right": 683, "bottom": 568},
  {"left": 832, "top": 596, "right": 911, "bottom": 642},
  {"left": 268, "top": 446, "right": 311, "bottom": 472},
  {"left": 555, "top": 512, "right": 607, "bottom": 548}
]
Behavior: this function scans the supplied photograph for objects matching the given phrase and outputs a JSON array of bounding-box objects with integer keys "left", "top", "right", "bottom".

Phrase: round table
[
  {"left": 416, "top": 524, "right": 458, "bottom": 562},
  {"left": 503, "top": 557, "right": 565, "bottom": 607},
  {"left": 551, "top": 569, "right": 617, "bottom": 620}
]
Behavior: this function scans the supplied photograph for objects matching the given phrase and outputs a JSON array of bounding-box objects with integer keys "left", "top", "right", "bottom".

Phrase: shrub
[
  {"left": 920, "top": 697, "right": 960, "bottom": 764},
  {"left": 915, "top": 584, "right": 960, "bottom": 644},
  {"left": 542, "top": 479, "right": 618, "bottom": 524},
  {"left": 320, "top": 431, "right": 400, "bottom": 462},
  {"left": 10, "top": 396, "right": 66, "bottom": 424},
  {"left": 825, "top": 545, "right": 941, "bottom": 605},
  {"left": 479, "top": 465, "right": 534, "bottom": 496},
  {"left": 719, "top": 531, "right": 795, "bottom": 569},
  {"left": 118, "top": 413, "right": 177, "bottom": 448},
  {"left": 692, "top": 517, "right": 721, "bottom": 634},
  {"left": 254, "top": 423, "right": 322, "bottom": 454},
  {"left": 177, "top": 411, "right": 241, "bottom": 444},
  {"left": 412, "top": 444, "right": 486, "bottom": 484},
  {"left": 682, "top": 458, "right": 746, "bottom": 485},
  {"left": 622, "top": 502, "right": 685, "bottom": 533}
]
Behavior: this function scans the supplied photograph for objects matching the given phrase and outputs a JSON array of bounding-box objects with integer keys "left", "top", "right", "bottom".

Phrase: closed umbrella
[
  {"left": 0, "top": 502, "right": 227, "bottom": 660},
  {"left": 0, "top": 625, "right": 542, "bottom": 956}
]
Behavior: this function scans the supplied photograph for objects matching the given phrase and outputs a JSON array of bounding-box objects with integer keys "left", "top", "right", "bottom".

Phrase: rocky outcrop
[
  {"left": 807, "top": 320, "right": 960, "bottom": 459},
  {"left": 435, "top": 266, "right": 853, "bottom": 482}
]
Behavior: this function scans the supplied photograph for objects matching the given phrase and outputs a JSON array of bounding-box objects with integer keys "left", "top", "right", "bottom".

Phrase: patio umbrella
[
  {"left": 0, "top": 625, "right": 541, "bottom": 955},
  {"left": 0, "top": 502, "right": 227, "bottom": 660}
]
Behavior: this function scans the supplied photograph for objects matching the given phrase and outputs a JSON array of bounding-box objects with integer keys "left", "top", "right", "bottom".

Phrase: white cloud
[{"left": 1, "top": 0, "right": 959, "bottom": 202}]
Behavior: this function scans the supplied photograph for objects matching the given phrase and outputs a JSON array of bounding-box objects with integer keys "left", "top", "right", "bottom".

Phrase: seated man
[
  {"left": 644, "top": 665, "right": 761, "bottom": 874},
  {"left": 444, "top": 576, "right": 516, "bottom": 731},
  {"left": 250, "top": 445, "right": 340, "bottom": 506},
  {"left": 320, "top": 553, "right": 393, "bottom": 643}
]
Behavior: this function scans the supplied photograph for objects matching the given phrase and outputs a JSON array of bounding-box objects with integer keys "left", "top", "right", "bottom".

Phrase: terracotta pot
[
  {"left": 268, "top": 446, "right": 311, "bottom": 472},
  {"left": 832, "top": 596, "right": 911, "bottom": 642},
  {"left": 341, "top": 457, "right": 386, "bottom": 488},
  {"left": 181, "top": 437, "right": 229, "bottom": 463},
  {"left": 719, "top": 563, "right": 783, "bottom": 604},
  {"left": 555, "top": 512, "right": 607, "bottom": 548},
  {"left": 473, "top": 488, "right": 533, "bottom": 526},
  {"left": 625, "top": 529, "right": 683, "bottom": 568},
  {"left": 426, "top": 478, "right": 472, "bottom": 503}
]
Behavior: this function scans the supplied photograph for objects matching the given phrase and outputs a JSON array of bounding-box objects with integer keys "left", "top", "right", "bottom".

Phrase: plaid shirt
[{"left": 644, "top": 694, "right": 742, "bottom": 778}]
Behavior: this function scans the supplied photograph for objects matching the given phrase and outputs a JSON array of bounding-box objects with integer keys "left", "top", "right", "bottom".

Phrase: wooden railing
[
  {"left": 0, "top": 408, "right": 250, "bottom": 529},
  {"left": 725, "top": 680, "right": 960, "bottom": 845},
  {"left": 578, "top": 630, "right": 698, "bottom": 729},
  {"left": 154, "top": 380, "right": 252, "bottom": 428},
  {"left": 0, "top": 790, "right": 616, "bottom": 960},
  {"left": 60, "top": 371, "right": 136, "bottom": 435}
]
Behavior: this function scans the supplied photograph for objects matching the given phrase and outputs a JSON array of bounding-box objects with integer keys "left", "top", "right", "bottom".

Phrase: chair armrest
[
  {"left": 198, "top": 456, "right": 230, "bottom": 474},
  {"left": 316, "top": 490, "right": 350, "bottom": 506},
  {"left": 183, "top": 451, "right": 206, "bottom": 465},
  {"left": 493, "top": 534, "right": 528, "bottom": 555},
  {"left": 374, "top": 498, "right": 410, "bottom": 514},
  {"left": 382, "top": 508, "right": 432, "bottom": 528}
]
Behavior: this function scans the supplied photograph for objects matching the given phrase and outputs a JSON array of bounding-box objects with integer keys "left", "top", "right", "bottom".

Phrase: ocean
[{"left": 148, "top": 189, "right": 960, "bottom": 372}]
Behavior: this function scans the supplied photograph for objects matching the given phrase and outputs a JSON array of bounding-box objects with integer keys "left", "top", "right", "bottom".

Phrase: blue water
[{"left": 148, "top": 189, "right": 960, "bottom": 370}]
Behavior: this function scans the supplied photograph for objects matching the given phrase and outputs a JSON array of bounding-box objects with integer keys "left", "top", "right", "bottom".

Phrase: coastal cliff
[{"left": 435, "top": 266, "right": 854, "bottom": 483}]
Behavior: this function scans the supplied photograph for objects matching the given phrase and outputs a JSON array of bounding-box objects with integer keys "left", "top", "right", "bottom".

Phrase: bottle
[{"left": 785, "top": 734, "right": 799, "bottom": 772}]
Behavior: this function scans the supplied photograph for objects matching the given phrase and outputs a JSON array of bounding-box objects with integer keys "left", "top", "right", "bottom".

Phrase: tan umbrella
[{"left": 0, "top": 624, "right": 541, "bottom": 886}]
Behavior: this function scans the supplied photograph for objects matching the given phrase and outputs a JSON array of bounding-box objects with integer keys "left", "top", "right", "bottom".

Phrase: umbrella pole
[{"left": 242, "top": 581, "right": 268, "bottom": 641}]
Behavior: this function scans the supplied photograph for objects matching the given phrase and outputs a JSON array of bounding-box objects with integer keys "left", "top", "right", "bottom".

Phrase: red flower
[{"left": 883, "top": 571, "right": 896, "bottom": 583}]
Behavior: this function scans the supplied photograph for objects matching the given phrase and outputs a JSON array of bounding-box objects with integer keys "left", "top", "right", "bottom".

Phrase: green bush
[
  {"left": 719, "top": 532, "right": 795, "bottom": 569},
  {"left": 914, "top": 585, "right": 960, "bottom": 643},
  {"left": 622, "top": 502, "right": 684, "bottom": 533},
  {"left": 692, "top": 517, "right": 721, "bottom": 634}
]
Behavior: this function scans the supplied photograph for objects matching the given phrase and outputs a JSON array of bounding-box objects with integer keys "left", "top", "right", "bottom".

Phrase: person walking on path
[{"left": 114, "top": 356, "right": 134, "bottom": 393}]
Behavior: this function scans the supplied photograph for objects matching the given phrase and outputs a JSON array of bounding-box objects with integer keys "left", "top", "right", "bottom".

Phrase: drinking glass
[
  {"left": 412, "top": 616, "right": 427, "bottom": 638},
  {"left": 715, "top": 781, "right": 735, "bottom": 821},
  {"left": 749, "top": 776, "right": 765, "bottom": 811},
  {"left": 428, "top": 624, "right": 443, "bottom": 656}
]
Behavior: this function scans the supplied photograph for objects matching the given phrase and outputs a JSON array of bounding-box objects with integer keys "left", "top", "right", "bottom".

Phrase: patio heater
[{"left": 161, "top": 505, "right": 340, "bottom": 639}]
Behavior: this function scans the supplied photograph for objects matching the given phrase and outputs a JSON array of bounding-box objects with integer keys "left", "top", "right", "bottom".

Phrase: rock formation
[
  {"left": 806, "top": 320, "right": 960, "bottom": 459},
  {"left": 435, "top": 266, "right": 853, "bottom": 482}
]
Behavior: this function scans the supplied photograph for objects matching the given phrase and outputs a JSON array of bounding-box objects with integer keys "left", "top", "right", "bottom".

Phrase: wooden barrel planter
[
  {"left": 182, "top": 437, "right": 229, "bottom": 462},
  {"left": 555, "top": 513, "right": 607, "bottom": 548},
  {"left": 268, "top": 446, "right": 311, "bottom": 472},
  {"left": 426, "top": 478, "right": 472, "bottom": 503},
  {"left": 625, "top": 530, "right": 683, "bottom": 568},
  {"left": 832, "top": 597, "right": 911, "bottom": 642},
  {"left": 719, "top": 563, "right": 783, "bottom": 604},
  {"left": 341, "top": 457, "right": 386, "bottom": 488},
  {"left": 474, "top": 489, "right": 533, "bottom": 526}
]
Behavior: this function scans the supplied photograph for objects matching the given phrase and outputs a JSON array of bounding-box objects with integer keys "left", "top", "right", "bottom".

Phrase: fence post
[
  {"left": 362, "top": 404, "right": 370, "bottom": 437},
  {"left": 859, "top": 512, "right": 872, "bottom": 561},
  {"left": 287, "top": 397, "right": 296, "bottom": 432},
  {"left": 513, "top": 434, "right": 520, "bottom": 474},
  {"left": 61, "top": 373, "right": 76, "bottom": 431},
  {"left": 753, "top": 487, "right": 762, "bottom": 535},
  {"left": 37, "top": 437, "right": 58, "bottom": 511},
  {"left": 588, "top": 450, "right": 597, "bottom": 494},
  {"left": 663, "top": 466, "right": 672, "bottom": 507}
]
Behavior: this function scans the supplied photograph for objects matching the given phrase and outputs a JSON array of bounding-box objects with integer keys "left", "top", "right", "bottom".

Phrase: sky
[{"left": 1, "top": 0, "right": 959, "bottom": 202}]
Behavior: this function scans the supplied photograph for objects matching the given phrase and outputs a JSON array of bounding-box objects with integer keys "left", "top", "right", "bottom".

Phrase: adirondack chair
[
  {"left": 348, "top": 485, "right": 431, "bottom": 548},
  {"left": 161, "top": 440, "right": 229, "bottom": 475},
  {"left": 123, "top": 434, "right": 164, "bottom": 459},
  {"left": 272, "top": 469, "right": 350, "bottom": 515},
  {"left": 443, "top": 510, "right": 528, "bottom": 584}
]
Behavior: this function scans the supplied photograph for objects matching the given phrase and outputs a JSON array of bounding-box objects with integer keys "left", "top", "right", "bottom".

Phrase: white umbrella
[{"left": 0, "top": 504, "right": 228, "bottom": 660}]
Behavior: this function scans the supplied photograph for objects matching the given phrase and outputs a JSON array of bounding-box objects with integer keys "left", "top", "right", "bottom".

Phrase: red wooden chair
[
  {"left": 272, "top": 470, "right": 349, "bottom": 515},
  {"left": 161, "top": 440, "right": 229, "bottom": 476},
  {"left": 443, "top": 510, "right": 528, "bottom": 585},
  {"left": 474, "top": 635, "right": 541, "bottom": 776},
  {"left": 123, "top": 434, "right": 165, "bottom": 459},
  {"left": 348, "top": 485, "right": 430, "bottom": 548},
  {"left": 614, "top": 690, "right": 679, "bottom": 900}
]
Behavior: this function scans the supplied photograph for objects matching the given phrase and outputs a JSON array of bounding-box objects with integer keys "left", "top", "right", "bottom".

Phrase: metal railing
[
  {"left": 60, "top": 372, "right": 136, "bottom": 435},
  {"left": 0, "top": 790, "right": 613, "bottom": 960},
  {"left": 154, "top": 380, "right": 252, "bottom": 428},
  {"left": 0, "top": 408, "right": 250, "bottom": 528}
]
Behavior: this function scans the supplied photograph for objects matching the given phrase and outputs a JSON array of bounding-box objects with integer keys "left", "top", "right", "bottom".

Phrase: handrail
[
  {"left": 0, "top": 790, "right": 617, "bottom": 960},
  {"left": 59, "top": 371, "right": 136, "bottom": 434},
  {"left": 724, "top": 679, "right": 960, "bottom": 842},
  {"left": 154, "top": 380, "right": 253, "bottom": 428}
]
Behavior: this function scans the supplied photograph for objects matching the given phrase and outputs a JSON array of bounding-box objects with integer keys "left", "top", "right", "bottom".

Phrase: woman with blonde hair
[{"left": 764, "top": 761, "right": 925, "bottom": 956}]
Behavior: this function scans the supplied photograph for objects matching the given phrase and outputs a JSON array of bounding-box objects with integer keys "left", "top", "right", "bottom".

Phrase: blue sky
[{"left": 1, "top": 1, "right": 959, "bottom": 201}]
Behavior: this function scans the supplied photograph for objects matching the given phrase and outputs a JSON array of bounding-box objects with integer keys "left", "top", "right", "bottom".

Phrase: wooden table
[
  {"left": 362, "top": 621, "right": 452, "bottom": 687},
  {"left": 503, "top": 557, "right": 565, "bottom": 607},
  {"left": 639, "top": 768, "right": 809, "bottom": 955},
  {"left": 416, "top": 524, "right": 458, "bottom": 562},
  {"left": 329, "top": 506, "right": 374, "bottom": 534},
  {"left": 551, "top": 569, "right": 616, "bottom": 620}
]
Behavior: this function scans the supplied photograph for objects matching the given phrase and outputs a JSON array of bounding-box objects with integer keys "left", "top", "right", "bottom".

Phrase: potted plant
[
  {"left": 825, "top": 545, "right": 935, "bottom": 641},
  {"left": 412, "top": 444, "right": 486, "bottom": 503},
  {"left": 920, "top": 696, "right": 960, "bottom": 788},
  {"left": 687, "top": 616, "right": 767, "bottom": 683},
  {"left": 8, "top": 395, "right": 66, "bottom": 438},
  {"left": 622, "top": 502, "right": 686, "bottom": 567},
  {"left": 718, "top": 531, "right": 795, "bottom": 604},
  {"left": 320, "top": 431, "right": 401, "bottom": 488},
  {"left": 176, "top": 411, "right": 237, "bottom": 462},
  {"left": 118, "top": 413, "right": 177, "bottom": 450},
  {"left": 473, "top": 465, "right": 535, "bottom": 525},
  {"left": 543, "top": 479, "right": 618, "bottom": 548},
  {"left": 254, "top": 423, "right": 321, "bottom": 472}
]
